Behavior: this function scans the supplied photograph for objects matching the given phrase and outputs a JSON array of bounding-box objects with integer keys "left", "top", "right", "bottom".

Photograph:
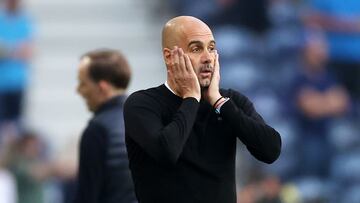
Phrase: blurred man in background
[
  {"left": 0, "top": 0, "right": 33, "bottom": 139},
  {"left": 75, "top": 49, "right": 137, "bottom": 203},
  {"left": 304, "top": 0, "right": 360, "bottom": 104},
  {"left": 291, "top": 30, "right": 349, "bottom": 177},
  {"left": 0, "top": 2, "right": 33, "bottom": 199},
  {"left": 7, "top": 132, "right": 53, "bottom": 203}
]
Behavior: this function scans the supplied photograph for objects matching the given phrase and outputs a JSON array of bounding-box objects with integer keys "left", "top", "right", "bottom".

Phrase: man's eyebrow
[
  {"left": 188, "top": 40, "right": 216, "bottom": 47},
  {"left": 188, "top": 40, "right": 203, "bottom": 47}
]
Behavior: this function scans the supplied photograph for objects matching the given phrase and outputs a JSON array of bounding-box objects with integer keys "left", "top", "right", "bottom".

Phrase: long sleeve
[
  {"left": 220, "top": 90, "right": 281, "bottom": 164},
  {"left": 124, "top": 93, "right": 199, "bottom": 166},
  {"left": 74, "top": 122, "right": 106, "bottom": 203}
]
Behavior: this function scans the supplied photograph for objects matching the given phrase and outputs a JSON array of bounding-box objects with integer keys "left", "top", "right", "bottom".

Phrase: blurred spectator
[
  {"left": 237, "top": 172, "right": 283, "bottom": 203},
  {"left": 0, "top": 0, "right": 34, "bottom": 137},
  {"left": 7, "top": 132, "right": 54, "bottom": 203},
  {"left": 0, "top": 133, "right": 17, "bottom": 203},
  {"left": 52, "top": 135, "right": 78, "bottom": 203},
  {"left": 0, "top": 168, "right": 17, "bottom": 203},
  {"left": 303, "top": 0, "right": 360, "bottom": 101},
  {"left": 290, "top": 30, "right": 349, "bottom": 178}
]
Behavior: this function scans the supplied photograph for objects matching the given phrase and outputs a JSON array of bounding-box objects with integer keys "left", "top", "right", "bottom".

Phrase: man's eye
[{"left": 192, "top": 47, "right": 200, "bottom": 52}]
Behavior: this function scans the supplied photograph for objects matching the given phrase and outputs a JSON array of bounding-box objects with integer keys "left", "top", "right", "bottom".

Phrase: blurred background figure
[
  {"left": 0, "top": 0, "right": 33, "bottom": 139},
  {"left": 303, "top": 0, "right": 360, "bottom": 110},
  {"left": 0, "top": 134, "right": 17, "bottom": 203},
  {"left": 290, "top": 30, "right": 349, "bottom": 178},
  {"left": 7, "top": 131, "right": 53, "bottom": 203},
  {"left": 0, "top": 167, "right": 17, "bottom": 203},
  {"left": 282, "top": 27, "right": 353, "bottom": 202},
  {"left": 74, "top": 49, "right": 136, "bottom": 203},
  {"left": 237, "top": 171, "right": 283, "bottom": 203},
  {"left": 0, "top": 1, "right": 34, "bottom": 201}
]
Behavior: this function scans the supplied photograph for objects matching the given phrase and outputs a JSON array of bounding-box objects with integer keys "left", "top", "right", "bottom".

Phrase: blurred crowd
[
  {"left": 166, "top": 0, "right": 360, "bottom": 202},
  {"left": 0, "top": 0, "right": 359, "bottom": 202},
  {"left": 0, "top": 0, "right": 77, "bottom": 203}
]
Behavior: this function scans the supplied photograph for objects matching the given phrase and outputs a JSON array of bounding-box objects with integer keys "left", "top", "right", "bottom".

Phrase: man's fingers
[
  {"left": 213, "top": 50, "right": 220, "bottom": 80},
  {"left": 170, "top": 49, "right": 175, "bottom": 68},
  {"left": 173, "top": 46, "right": 180, "bottom": 72},
  {"left": 207, "top": 50, "right": 220, "bottom": 91},
  {"left": 178, "top": 48, "right": 187, "bottom": 73},
  {"left": 214, "top": 50, "right": 219, "bottom": 74},
  {"left": 184, "top": 54, "right": 195, "bottom": 74}
]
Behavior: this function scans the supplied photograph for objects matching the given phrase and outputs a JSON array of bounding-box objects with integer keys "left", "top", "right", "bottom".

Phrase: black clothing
[
  {"left": 210, "top": 0, "right": 270, "bottom": 34},
  {"left": 0, "top": 90, "right": 24, "bottom": 121},
  {"left": 74, "top": 96, "right": 137, "bottom": 203},
  {"left": 124, "top": 85, "right": 281, "bottom": 203},
  {"left": 329, "top": 60, "right": 360, "bottom": 100}
]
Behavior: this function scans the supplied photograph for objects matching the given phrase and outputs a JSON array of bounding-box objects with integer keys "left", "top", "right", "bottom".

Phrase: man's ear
[
  {"left": 163, "top": 48, "right": 172, "bottom": 67},
  {"left": 98, "top": 80, "right": 111, "bottom": 93}
]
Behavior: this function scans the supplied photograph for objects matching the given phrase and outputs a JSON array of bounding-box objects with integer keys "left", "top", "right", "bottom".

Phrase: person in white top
[{"left": 0, "top": 168, "right": 17, "bottom": 203}]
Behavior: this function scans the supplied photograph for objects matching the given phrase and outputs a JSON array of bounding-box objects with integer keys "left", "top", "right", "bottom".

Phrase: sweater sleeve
[
  {"left": 124, "top": 93, "right": 199, "bottom": 166},
  {"left": 220, "top": 91, "right": 281, "bottom": 164},
  {"left": 74, "top": 122, "right": 106, "bottom": 203}
]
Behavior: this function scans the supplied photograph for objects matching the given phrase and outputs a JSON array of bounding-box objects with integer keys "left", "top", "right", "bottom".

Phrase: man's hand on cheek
[
  {"left": 204, "top": 50, "right": 221, "bottom": 106},
  {"left": 168, "top": 46, "right": 201, "bottom": 102}
]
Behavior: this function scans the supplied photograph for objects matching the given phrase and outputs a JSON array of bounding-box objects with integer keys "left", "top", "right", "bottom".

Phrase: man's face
[
  {"left": 76, "top": 58, "right": 101, "bottom": 112},
  {"left": 304, "top": 40, "right": 328, "bottom": 70},
  {"left": 178, "top": 25, "right": 216, "bottom": 88}
]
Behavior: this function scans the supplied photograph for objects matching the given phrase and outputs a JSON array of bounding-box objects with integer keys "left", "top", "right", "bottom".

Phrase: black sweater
[
  {"left": 124, "top": 85, "right": 281, "bottom": 203},
  {"left": 74, "top": 96, "right": 137, "bottom": 203}
]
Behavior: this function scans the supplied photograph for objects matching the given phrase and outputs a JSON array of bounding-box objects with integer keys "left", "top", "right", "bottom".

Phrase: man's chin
[
  {"left": 202, "top": 78, "right": 212, "bottom": 85},
  {"left": 200, "top": 81, "right": 211, "bottom": 89},
  {"left": 86, "top": 103, "right": 95, "bottom": 112}
]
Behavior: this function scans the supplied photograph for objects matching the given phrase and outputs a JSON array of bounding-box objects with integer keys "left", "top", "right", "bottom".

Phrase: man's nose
[{"left": 201, "top": 50, "right": 213, "bottom": 64}]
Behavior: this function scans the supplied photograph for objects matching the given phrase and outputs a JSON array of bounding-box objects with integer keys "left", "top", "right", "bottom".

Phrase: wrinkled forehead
[{"left": 178, "top": 22, "right": 214, "bottom": 46}]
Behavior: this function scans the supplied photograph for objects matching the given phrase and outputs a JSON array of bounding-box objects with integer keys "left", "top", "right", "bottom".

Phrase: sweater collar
[
  {"left": 164, "top": 81, "right": 177, "bottom": 96},
  {"left": 160, "top": 84, "right": 183, "bottom": 102}
]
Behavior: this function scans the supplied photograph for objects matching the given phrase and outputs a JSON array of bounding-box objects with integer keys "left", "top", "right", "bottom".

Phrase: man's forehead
[
  {"left": 162, "top": 16, "right": 215, "bottom": 48},
  {"left": 80, "top": 56, "right": 91, "bottom": 67},
  {"left": 181, "top": 22, "right": 212, "bottom": 34},
  {"left": 179, "top": 22, "right": 214, "bottom": 41},
  {"left": 184, "top": 33, "right": 215, "bottom": 45},
  {"left": 185, "top": 31, "right": 213, "bottom": 37}
]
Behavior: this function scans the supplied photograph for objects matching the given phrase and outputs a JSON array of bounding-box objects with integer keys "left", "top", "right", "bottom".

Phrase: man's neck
[
  {"left": 96, "top": 89, "right": 125, "bottom": 110},
  {"left": 111, "top": 89, "right": 126, "bottom": 97}
]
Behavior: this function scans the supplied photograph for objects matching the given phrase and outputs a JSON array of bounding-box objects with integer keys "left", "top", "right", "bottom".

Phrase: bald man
[{"left": 124, "top": 16, "right": 281, "bottom": 203}]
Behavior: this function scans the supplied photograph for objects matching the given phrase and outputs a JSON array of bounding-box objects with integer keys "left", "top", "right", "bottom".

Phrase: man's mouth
[
  {"left": 200, "top": 70, "right": 212, "bottom": 77},
  {"left": 199, "top": 64, "right": 213, "bottom": 77}
]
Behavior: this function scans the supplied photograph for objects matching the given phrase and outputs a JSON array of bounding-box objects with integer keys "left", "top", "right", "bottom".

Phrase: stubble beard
[
  {"left": 199, "top": 76, "right": 212, "bottom": 96},
  {"left": 199, "top": 79, "right": 211, "bottom": 88},
  {"left": 198, "top": 64, "right": 213, "bottom": 89}
]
